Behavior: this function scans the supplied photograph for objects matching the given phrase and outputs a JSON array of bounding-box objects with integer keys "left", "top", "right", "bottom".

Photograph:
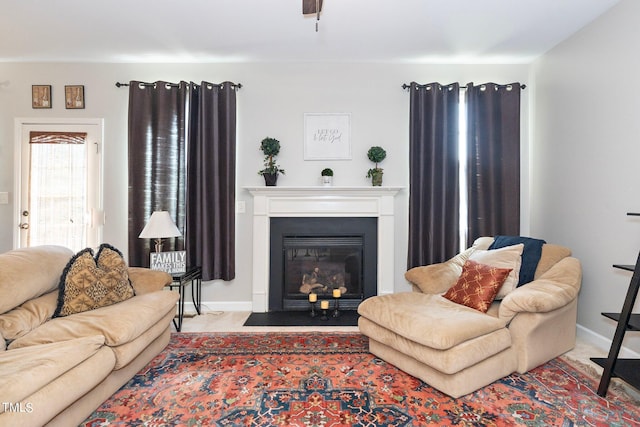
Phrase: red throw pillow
[{"left": 443, "top": 259, "right": 512, "bottom": 313}]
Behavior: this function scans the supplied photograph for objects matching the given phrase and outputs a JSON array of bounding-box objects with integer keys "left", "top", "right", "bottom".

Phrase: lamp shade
[{"left": 138, "top": 211, "right": 182, "bottom": 239}]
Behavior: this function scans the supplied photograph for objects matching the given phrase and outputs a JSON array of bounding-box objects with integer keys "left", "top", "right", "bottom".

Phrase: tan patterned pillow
[
  {"left": 54, "top": 244, "right": 134, "bottom": 317},
  {"left": 443, "top": 259, "right": 512, "bottom": 313}
]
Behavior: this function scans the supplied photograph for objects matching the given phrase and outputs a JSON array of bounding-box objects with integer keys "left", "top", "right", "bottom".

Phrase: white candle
[
  {"left": 308, "top": 293, "right": 317, "bottom": 303},
  {"left": 320, "top": 300, "right": 329, "bottom": 310},
  {"left": 332, "top": 289, "right": 341, "bottom": 298}
]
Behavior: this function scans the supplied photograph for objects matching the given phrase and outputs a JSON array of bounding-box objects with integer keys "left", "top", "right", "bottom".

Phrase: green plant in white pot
[
  {"left": 321, "top": 168, "right": 334, "bottom": 186},
  {"left": 258, "top": 137, "right": 285, "bottom": 186},
  {"left": 366, "top": 146, "right": 386, "bottom": 186}
]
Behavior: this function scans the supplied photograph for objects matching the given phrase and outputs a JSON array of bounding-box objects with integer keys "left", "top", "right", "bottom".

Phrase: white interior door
[{"left": 15, "top": 119, "right": 103, "bottom": 251}]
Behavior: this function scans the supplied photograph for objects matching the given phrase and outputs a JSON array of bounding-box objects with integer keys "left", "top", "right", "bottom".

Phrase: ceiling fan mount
[
  {"left": 302, "top": 0, "right": 323, "bottom": 15},
  {"left": 302, "top": 0, "right": 323, "bottom": 32}
]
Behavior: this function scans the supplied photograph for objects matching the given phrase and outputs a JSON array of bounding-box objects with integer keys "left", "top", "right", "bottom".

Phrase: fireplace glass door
[
  {"left": 269, "top": 217, "right": 377, "bottom": 312},
  {"left": 284, "top": 236, "right": 362, "bottom": 308}
]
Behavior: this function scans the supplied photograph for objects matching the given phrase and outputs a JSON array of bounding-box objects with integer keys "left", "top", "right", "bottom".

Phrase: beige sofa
[
  {"left": 0, "top": 245, "right": 179, "bottom": 427},
  {"left": 358, "top": 237, "right": 582, "bottom": 398}
]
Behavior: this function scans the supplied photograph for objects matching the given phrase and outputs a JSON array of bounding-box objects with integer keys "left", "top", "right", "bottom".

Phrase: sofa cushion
[
  {"left": 357, "top": 292, "right": 507, "bottom": 350},
  {"left": 54, "top": 244, "right": 135, "bottom": 317},
  {"left": 0, "top": 335, "right": 108, "bottom": 408},
  {"left": 128, "top": 267, "right": 173, "bottom": 295},
  {"left": 469, "top": 244, "right": 523, "bottom": 299},
  {"left": 110, "top": 309, "right": 175, "bottom": 369},
  {"left": 9, "top": 290, "right": 179, "bottom": 350},
  {"left": 443, "top": 260, "right": 512, "bottom": 313},
  {"left": 0, "top": 245, "right": 73, "bottom": 315},
  {"left": 0, "top": 290, "right": 58, "bottom": 341}
]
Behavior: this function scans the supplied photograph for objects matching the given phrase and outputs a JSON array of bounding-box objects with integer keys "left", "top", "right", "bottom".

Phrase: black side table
[{"left": 167, "top": 266, "right": 202, "bottom": 331}]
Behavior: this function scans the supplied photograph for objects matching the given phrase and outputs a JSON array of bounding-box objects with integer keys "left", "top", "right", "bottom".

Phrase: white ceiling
[{"left": 0, "top": 0, "right": 621, "bottom": 63}]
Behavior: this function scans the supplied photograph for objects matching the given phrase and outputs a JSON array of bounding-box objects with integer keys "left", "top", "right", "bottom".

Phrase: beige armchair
[{"left": 357, "top": 237, "right": 582, "bottom": 398}]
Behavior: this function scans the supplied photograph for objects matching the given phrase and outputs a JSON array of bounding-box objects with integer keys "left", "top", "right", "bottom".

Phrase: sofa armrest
[
  {"left": 128, "top": 267, "right": 172, "bottom": 295},
  {"left": 499, "top": 257, "right": 582, "bottom": 321},
  {"left": 405, "top": 248, "right": 474, "bottom": 294}
]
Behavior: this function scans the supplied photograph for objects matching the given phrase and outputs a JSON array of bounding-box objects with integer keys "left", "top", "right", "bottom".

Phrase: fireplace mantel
[{"left": 245, "top": 186, "right": 403, "bottom": 312}]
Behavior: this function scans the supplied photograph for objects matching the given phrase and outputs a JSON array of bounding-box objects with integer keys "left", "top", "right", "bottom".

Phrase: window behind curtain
[{"left": 407, "top": 82, "right": 522, "bottom": 266}]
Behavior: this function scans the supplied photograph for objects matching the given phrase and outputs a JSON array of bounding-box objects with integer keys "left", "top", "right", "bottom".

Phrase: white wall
[
  {"left": 0, "top": 61, "right": 529, "bottom": 309},
  {"left": 532, "top": 0, "right": 640, "bottom": 352}
]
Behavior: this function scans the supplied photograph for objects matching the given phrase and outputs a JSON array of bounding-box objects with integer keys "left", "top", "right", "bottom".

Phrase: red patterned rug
[{"left": 82, "top": 333, "right": 640, "bottom": 426}]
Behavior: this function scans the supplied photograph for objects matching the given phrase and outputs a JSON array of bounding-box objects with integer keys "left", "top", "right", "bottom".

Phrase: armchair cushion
[
  {"left": 535, "top": 244, "right": 572, "bottom": 279},
  {"left": 405, "top": 248, "right": 473, "bottom": 294},
  {"left": 469, "top": 244, "right": 523, "bottom": 299},
  {"left": 358, "top": 292, "right": 507, "bottom": 350}
]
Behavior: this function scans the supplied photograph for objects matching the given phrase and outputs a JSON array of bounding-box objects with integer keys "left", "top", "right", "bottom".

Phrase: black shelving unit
[{"left": 591, "top": 213, "right": 640, "bottom": 397}]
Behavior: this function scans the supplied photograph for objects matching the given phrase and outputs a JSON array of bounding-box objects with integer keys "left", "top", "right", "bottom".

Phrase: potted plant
[
  {"left": 258, "top": 137, "right": 285, "bottom": 186},
  {"left": 321, "top": 168, "right": 333, "bottom": 186},
  {"left": 366, "top": 146, "right": 386, "bottom": 186}
]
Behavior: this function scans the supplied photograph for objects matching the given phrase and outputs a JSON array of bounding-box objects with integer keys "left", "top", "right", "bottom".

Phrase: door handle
[{"left": 19, "top": 210, "right": 29, "bottom": 229}]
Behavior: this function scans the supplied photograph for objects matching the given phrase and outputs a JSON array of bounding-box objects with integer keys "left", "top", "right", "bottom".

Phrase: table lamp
[{"left": 138, "top": 211, "right": 181, "bottom": 252}]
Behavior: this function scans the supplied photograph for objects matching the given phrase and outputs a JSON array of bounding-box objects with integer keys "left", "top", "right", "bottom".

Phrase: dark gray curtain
[
  {"left": 407, "top": 82, "right": 460, "bottom": 268},
  {"left": 128, "top": 81, "right": 188, "bottom": 267},
  {"left": 465, "top": 82, "right": 522, "bottom": 246},
  {"left": 186, "top": 82, "right": 237, "bottom": 281}
]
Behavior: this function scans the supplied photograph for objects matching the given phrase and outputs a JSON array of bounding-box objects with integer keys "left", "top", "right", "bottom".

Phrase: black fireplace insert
[{"left": 269, "top": 217, "right": 377, "bottom": 311}]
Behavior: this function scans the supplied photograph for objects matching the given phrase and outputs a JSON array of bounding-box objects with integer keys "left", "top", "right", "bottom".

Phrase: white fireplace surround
[{"left": 246, "top": 186, "right": 402, "bottom": 312}]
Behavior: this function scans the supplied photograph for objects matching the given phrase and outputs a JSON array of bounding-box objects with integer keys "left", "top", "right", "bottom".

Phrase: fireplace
[
  {"left": 246, "top": 186, "right": 401, "bottom": 313},
  {"left": 269, "top": 217, "right": 377, "bottom": 311}
]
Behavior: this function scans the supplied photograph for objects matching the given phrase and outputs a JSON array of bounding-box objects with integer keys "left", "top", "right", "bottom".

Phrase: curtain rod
[
  {"left": 115, "top": 81, "right": 242, "bottom": 89},
  {"left": 401, "top": 83, "right": 526, "bottom": 90}
]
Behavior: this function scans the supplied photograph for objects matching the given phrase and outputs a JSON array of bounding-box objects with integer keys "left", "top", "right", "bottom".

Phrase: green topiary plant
[
  {"left": 321, "top": 168, "right": 334, "bottom": 177},
  {"left": 258, "top": 137, "right": 285, "bottom": 185},
  {"left": 366, "top": 146, "right": 386, "bottom": 186}
]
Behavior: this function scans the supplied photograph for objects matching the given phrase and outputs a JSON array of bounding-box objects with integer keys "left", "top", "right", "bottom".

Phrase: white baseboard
[{"left": 577, "top": 323, "right": 640, "bottom": 358}]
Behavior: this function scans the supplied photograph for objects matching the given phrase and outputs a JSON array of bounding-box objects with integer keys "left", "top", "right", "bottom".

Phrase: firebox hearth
[{"left": 269, "top": 217, "right": 377, "bottom": 311}]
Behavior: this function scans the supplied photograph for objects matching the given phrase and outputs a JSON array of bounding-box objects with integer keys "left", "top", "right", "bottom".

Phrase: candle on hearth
[
  {"left": 320, "top": 300, "right": 329, "bottom": 310},
  {"left": 332, "top": 289, "right": 341, "bottom": 298},
  {"left": 308, "top": 293, "right": 317, "bottom": 303}
]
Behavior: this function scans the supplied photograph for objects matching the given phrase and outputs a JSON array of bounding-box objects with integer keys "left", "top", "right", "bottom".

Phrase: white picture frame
[{"left": 304, "top": 113, "right": 351, "bottom": 160}]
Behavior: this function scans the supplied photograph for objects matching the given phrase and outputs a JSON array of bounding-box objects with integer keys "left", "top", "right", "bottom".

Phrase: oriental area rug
[{"left": 82, "top": 333, "right": 640, "bottom": 426}]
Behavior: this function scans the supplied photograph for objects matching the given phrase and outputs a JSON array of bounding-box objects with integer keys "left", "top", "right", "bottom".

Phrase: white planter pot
[{"left": 321, "top": 176, "right": 333, "bottom": 186}]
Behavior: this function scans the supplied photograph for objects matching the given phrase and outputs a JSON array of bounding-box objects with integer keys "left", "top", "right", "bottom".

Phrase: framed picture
[
  {"left": 32, "top": 85, "right": 52, "bottom": 109},
  {"left": 304, "top": 113, "right": 351, "bottom": 160},
  {"left": 65, "top": 85, "right": 85, "bottom": 109}
]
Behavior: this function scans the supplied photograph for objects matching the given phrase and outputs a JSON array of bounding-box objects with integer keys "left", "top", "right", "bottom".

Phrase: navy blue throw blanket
[{"left": 489, "top": 235, "right": 546, "bottom": 286}]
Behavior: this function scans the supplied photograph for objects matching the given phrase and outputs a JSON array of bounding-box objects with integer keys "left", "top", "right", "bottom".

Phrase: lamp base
[{"left": 154, "top": 238, "right": 163, "bottom": 253}]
